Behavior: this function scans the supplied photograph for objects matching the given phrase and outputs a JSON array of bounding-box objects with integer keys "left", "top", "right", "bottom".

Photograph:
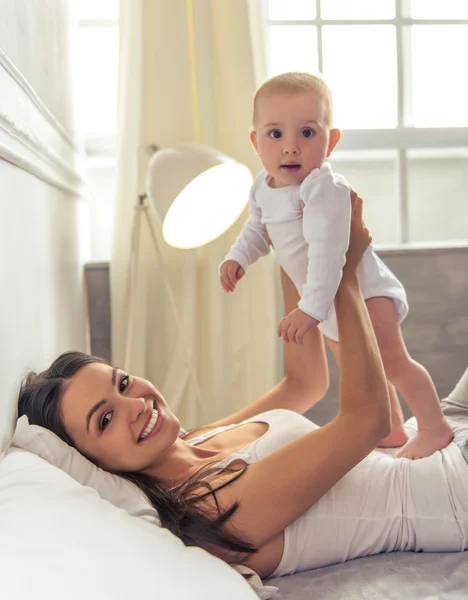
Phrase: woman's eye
[
  {"left": 302, "top": 128, "right": 315, "bottom": 138},
  {"left": 100, "top": 412, "right": 113, "bottom": 431},
  {"left": 269, "top": 129, "right": 282, "bottom": 139},
  {"left": 119, "top": 375, "right": 130, "bottom": 393}
]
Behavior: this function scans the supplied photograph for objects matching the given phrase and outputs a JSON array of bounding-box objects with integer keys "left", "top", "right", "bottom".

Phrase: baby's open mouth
[{"left": 281, "top": 164, "right": 301, "bottom": 172}]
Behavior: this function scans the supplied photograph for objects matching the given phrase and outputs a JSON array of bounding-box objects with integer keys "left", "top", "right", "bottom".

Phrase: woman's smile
[{"left": 138, "top": 406, "right": 164, "bottom": 442}]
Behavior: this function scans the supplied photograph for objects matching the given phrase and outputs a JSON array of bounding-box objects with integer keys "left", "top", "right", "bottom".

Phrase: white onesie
[{"left": 222, "top": 164, "right": 408, "bottom": 341}]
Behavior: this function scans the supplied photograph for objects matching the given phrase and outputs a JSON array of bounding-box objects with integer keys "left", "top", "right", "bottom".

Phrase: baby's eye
[
  {"left": 302, "top": 128, "right": 315, "bottom": 138},
  {"left": 269, "top": 129, "right": 282, "bottom": 139},
  {"left": 119, "top": 375, "right": 130, "bottom": 393},
  {"left": 100, "top": 411, "right": 113, "bottom": 431}
]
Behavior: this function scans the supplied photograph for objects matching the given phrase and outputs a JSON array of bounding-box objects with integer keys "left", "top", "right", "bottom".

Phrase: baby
[{"left": 219, "top": 72, "right": 453, "bottom": 460}]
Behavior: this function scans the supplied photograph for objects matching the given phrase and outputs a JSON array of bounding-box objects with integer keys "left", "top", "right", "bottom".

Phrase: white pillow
[
  {"left": 10, "top": 416, "right": 278, "bottom": 599},
  {"left": 0, "top": 447, "right": 257, "bottom": 600},
  {"left": 12, "top": 415, "right": 159, "bottom": 524}
]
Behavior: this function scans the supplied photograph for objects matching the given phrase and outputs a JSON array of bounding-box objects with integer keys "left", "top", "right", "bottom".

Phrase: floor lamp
[{"left": 123, "top": 143, "right": 253, "bottom": 419}]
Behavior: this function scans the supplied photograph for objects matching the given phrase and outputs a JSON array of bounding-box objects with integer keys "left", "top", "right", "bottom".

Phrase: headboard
[{"left": 307, "top": 244, "right": 468, "bottom": 425}]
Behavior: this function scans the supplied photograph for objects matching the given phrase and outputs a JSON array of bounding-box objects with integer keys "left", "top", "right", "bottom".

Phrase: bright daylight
[{"left": 1, "top": 1, "right": 468, "bottom": 599}]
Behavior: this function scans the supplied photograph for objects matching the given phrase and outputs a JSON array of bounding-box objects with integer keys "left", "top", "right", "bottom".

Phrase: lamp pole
[{"left": 123, "top": 194, "right": 208, "bottom": 423}]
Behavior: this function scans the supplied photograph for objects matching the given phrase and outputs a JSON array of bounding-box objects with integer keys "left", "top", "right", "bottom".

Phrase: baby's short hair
[{"left": 253, "top": 72, "right": 334, "bottom": 128}]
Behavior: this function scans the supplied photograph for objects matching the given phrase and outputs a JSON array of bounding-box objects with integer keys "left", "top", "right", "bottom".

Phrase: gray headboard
[{"left": 307, "top": 244, "right": 468, "bottom": 425}]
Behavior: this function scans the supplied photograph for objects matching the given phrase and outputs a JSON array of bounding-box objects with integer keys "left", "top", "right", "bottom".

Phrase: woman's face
[{"left": 60, "top": 362, "right": 181, "bottom": 472}]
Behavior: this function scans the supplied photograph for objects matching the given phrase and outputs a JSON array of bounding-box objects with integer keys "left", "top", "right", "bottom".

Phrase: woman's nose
[{"left": 128, "top": 396, "right": 147, "bottom": 422}]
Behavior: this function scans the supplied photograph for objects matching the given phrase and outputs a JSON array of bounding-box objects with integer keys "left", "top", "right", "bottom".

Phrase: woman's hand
[{"left": 343, "top": 191, "right": 372, "bottom": 274}]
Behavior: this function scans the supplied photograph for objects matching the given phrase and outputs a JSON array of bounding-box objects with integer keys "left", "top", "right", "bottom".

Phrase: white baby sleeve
[
  {"left": 298, "top": 166, "right": 351, "bottom": 321},
  {"left": 220, "top": 183, "right": 271, "bottom": 273}
]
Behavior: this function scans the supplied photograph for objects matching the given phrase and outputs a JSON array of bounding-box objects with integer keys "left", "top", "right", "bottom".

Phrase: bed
[
  {"left": 1, "top": 245, "right": 467, "bottom": 600},
  {"left": 269, "top": 552, "right": 468, "bottom": 599}
]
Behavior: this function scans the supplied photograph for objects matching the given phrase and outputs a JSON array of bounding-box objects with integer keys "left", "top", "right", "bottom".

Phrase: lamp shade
[{"left": 146, "top": 143, "right": 253, "bottom": 249}]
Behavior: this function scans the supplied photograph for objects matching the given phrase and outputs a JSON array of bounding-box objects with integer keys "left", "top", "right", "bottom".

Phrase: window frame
[{"left": 263, "top": 0, "right": 468, "bottom": 243}]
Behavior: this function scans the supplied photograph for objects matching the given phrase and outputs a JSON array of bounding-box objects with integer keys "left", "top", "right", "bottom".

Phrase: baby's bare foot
[
  {"left": 397, "top": 420, "right": 454, "bottom": 460},
  {"left": 378, "top": 427, "right": 409, "bottom": 448}
]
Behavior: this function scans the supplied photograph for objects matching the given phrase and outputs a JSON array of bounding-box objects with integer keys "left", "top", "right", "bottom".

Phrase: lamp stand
[{"left": 122, "top": 195, "right": 208, "bottom": 423}]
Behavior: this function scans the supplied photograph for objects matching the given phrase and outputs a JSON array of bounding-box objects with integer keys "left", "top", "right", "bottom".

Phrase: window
[
  {"left": 263, "top": 0, "right": 468, "bottom": 244},
  {"left": 73, "top": 0, "right": 119, "bottom": 260}
]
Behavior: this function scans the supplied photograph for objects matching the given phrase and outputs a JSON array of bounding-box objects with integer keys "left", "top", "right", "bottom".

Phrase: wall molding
[{"left": 0, "top": 47, "right": 85, "bottom": 196}]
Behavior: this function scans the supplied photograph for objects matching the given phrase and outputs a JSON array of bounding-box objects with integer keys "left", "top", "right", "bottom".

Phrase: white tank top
[{"left": 188, "top": 409, "right": 468, "bottom": 576}]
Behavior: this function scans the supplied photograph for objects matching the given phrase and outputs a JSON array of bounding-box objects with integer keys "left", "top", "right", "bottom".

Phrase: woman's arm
[{"left": 200, "top": 196, "right": 391, "bottom": 550}]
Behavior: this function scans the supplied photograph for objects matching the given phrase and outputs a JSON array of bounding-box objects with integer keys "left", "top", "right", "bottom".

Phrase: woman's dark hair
[{"left": 17, "top": 351, "right": 256, "bottom": 559}]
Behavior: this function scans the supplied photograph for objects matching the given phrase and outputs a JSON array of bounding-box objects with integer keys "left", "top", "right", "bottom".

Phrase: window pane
[
  {"left": 407, "top": 151, "right": 468, "bottom": 242},
  {"left": 77, "top": 0, "right": 119, "bottom": 20},
  {"left": 329, "top": 152, "right": 399, "bottom": 244},
  {"left": 73, "top": 27, "right": 119, "bottom": 138},
  {"left": 86, "top": 161, "right": 116, "bottom": 261},
  {"left": 321, "top": 0, "right": 395, "bottom": 20},
  {"left": 411, "top": 0, "right": 468, "bottom": 19},
  {"left": 322, "top": 26, "right": 397, "bottom": 128},
  {"left": 412, "top": 26, "right": 468, "bottom": 127},
  {"left": 267, "top": 26, "right": 318, "bottom": 76},
  {"left": 268, "top": 0, "right": 316, "bottom": 21}
]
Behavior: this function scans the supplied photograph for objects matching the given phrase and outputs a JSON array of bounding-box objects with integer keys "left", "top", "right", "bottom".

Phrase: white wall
[
  {"left": 0, "top": 0, "right": 76, "bottom": 133},
  {"left": 0, "top": 0, "right": 87, "bottom": 449}
]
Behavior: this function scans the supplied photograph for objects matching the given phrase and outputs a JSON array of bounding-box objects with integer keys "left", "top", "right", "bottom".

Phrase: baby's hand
[
  {"left": 220, "top": 260, "right": 245, "bottom": 292},
  {"left": 277, "top": 308, "right": 319, "bottom": 344}
]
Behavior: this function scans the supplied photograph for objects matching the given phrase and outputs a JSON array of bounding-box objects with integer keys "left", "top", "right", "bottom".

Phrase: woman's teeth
[{"left": 139, "top": 409, "right": 159, "bottom": 441}]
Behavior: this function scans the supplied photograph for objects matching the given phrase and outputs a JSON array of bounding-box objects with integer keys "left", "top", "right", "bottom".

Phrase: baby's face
[{"left": 251, "top": 91, "right": 338, "bottom": 188}]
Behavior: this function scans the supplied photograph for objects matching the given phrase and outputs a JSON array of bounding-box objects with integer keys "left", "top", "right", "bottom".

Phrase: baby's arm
[
  {"left": 219, "top": 193, "right": 271, "bottom": 291},
  {"left": 299, "top": 168, "right": 352, "bottom": 322}
]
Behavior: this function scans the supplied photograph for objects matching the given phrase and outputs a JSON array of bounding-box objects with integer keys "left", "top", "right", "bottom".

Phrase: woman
[{"left": 17, "top": 195, "right": 468, "bottom": 578}]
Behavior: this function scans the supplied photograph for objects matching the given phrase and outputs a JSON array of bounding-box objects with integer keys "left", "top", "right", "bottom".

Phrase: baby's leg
[
  {"left": 440, "top": 366, "right": 468, "bottom": 445},
  {"left": 326, "top": 338, "right": 408, "bottom": 447},
  {"left": 366, "top": 297, "right": 453, "bottom": 459},
  {"left": 378, "top": 383, "right": 409, "bottom": 447},
  {"left": 279, "top": 267, "right": 329, "bottom": 406}
]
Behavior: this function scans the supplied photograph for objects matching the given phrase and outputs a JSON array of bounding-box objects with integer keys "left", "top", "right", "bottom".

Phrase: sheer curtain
[{"left": 111, "top": 0, "right": 280, "bottom": 428}]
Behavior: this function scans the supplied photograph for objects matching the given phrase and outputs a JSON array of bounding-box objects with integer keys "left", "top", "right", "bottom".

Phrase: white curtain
[{"left": 112, "top": 0, "right": 281, "bottom": 428}]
